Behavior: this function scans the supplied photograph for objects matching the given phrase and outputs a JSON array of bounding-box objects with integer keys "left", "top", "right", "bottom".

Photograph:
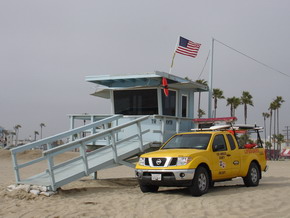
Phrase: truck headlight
[
  {"left": 177, "top": 157, "right": 192, "bottom": 166},
  {"left": 139, "top": 157, "right": 145, "bottom": 166}
]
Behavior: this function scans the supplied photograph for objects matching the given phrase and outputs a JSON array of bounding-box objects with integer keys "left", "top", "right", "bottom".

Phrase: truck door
[
  {"left": 210, "top": 134, "right": 233, "bottom": 180},
  {"left": 225, "top": 133, "right": 241, "bottom": 177}
]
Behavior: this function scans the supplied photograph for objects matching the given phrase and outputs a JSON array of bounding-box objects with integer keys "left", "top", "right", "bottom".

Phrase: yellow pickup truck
[{"left": 135, "top": 125, "right": 268, "bottom": 196}]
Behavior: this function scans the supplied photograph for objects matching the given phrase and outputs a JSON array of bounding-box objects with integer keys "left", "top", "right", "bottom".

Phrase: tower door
[{"left": 181, "top": 95, "right": 188, "bottom": 117}]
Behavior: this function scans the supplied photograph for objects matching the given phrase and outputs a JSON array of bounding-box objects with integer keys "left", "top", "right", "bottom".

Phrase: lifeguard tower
[
  {"left": 10, "top": 71, "right": 208, "bottom": 191},
  {"left": 71, "top": 71, "right": 208, "bottom": 145}
]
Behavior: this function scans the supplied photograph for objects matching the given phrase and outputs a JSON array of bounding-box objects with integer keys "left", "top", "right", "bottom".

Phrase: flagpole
[
  {"left": 169, "top": 36, "right": 180, "bottom": 75},
  {"left": 169, "top": 52, "right": 176, "bottom": 74},
  {"left": 208, "top": 37, "right": 214, "bottom": 118}
]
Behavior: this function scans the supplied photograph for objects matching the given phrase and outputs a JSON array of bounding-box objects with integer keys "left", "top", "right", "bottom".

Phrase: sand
[{"left": 0, "top": 149, "right": 290, "bottom": 218}]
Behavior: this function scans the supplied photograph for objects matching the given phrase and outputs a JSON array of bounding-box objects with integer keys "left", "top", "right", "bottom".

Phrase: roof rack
[
  {"left": 193, "top": 117, "right": 237, "bottom": 129},
  {"left": 232, "top": 124, "right": 263, "bottom": 131},
  {"left": 191, "top": 124, "right": 263, "bottom": 132},
  {"left": 193, "top": 117, "right": 237, "bottom": 123},
  {"left": 191, "top": 125, "right": 231, "bottom": 131}
]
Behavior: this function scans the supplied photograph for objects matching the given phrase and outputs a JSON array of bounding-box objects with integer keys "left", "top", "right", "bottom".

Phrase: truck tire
[
  {"left": 243, "top": 162, "right": 260, "bottom": 187},
  {"left": 190, "top": 166, "right": 209, "bottom": 196},
  {"left": 209, "top": 181, "right": 215, "bottom": 188},
  {"left": 139, "top": 184, "right": 159, "bottom": 193}
]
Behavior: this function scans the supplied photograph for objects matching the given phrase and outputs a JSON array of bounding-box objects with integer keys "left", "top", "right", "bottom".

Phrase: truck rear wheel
[
  {"left": 190, "top": 166, "right": 209, "bottom": 196},
  {"left": 243, "top": 162, "right": 260, "bottom": 187},
  {"left": 139, "top": 184, "right": 159, "bottom": 193}
]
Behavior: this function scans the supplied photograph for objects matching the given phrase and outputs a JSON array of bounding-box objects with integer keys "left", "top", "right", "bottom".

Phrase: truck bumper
[{"left": 135, "top": 169, "right": 195, "bottom": 187}]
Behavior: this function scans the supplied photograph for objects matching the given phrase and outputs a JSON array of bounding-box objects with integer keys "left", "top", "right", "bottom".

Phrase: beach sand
[{"left": 0, "top": 149, "right": 290, "bottom": 218}]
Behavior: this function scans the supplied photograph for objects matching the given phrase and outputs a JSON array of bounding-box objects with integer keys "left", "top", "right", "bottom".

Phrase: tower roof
[{"left": 86, "top": 71, "right": 208, "bottom": 99}]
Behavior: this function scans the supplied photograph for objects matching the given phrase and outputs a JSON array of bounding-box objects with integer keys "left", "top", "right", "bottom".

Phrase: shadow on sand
[{"left": 57, "top": 176, "right": 290, "bottom": 197}]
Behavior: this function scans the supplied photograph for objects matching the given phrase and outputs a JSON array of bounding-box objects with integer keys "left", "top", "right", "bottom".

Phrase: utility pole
[{"left": 282, "top": 126, "right": 290, "bottom": 147}]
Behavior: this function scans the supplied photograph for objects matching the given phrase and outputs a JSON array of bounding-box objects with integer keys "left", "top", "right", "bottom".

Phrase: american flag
[{"left": 175, "top": 36, "right": 201, "bottom": 58}]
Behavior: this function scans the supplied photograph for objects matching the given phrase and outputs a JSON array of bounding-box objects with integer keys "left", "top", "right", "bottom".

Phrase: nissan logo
[{"left": 156, "top": 159, "right": 162, "bottom": 165}]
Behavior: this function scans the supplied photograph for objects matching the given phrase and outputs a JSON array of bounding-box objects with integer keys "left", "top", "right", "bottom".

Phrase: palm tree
[
  {"left": 241, "top": 91, "right": 254, "bottom": 124},
  {"left": 34, "top": 131, "right": 39, "bottom": 141},
  {"left": 268, "top": 101, "right": 277, "bottom": 159},
  {"left": 274, "top": 96, "right": 284, "bottom": 134},
  {"left": 232, "top": 97, "right": 241, "bottom": 117},
  {"left": 265, "top": 141, "right": 272, "bottom": 159},
  {"left": 212, "top": 88, "right": 225, "bottom": 118},
  {"left": 40, "top": 123, "right": 46, "bottom": 139},
  {"left": 14, "top": 124, "right": 22, "bottom": 146},
  {"left": 262, "top": 112, "right": 270, "bottom": 145},
  {"left": 273, "top": 134, "right": 285, "bottom": 160},
  {"left": 226, "top": 97, "right": 241, "bottom": 117},
  {"left": 273, "top": 97, "right": 285, "bottom": 160},
  {"left": 227, "top": 97, "right": 234, "bottom": 117},
  {"left": 195, "top": 79, "right": 208, "bottom": 116},
  {"left": 198, "top": 109, "right": 206, "bottom": 118}
]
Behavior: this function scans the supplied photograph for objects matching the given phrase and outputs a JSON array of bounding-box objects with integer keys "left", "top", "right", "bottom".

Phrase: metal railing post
[
  {"left": 46, "top": 143, "right": 55, "bottom": 166},
  {"left": 176, "top": 118, "right": 180, "bottom": 133},
  {"left": 110, "top": 132, "right": 118, "bottom": 163},
  {"left": 115, "top": 118, "right": 119, "bottom": 141},
  {"left": 80, "top": 142, "right": 89, "bottom": 175},
  {"left": 70, "top": 115, "right": 75, "bottom": 142},
  {"left": 47, "top": 154, "right": 56, "bottom": 191},
  {"left": 161, "top": 117, "right": 166, "bottom": 143},
  {"left": 91, "top": 116, "right": 96, "bottom": 145},
  {"left": 137, "top": 122, "right": 144, "bottom": 152},
  {"left": 105, "top": 123, "right": 110, "bottom": 146},
  {"left": 11, "top": 152, "right": 20, "bottom": 183}
]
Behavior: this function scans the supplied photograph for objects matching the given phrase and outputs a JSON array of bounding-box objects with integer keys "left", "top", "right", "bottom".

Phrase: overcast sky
[{"left": 1, "top": 0, "right": 290, "bottom": 139}]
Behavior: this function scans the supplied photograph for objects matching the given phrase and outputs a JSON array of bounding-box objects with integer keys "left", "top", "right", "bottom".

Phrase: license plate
[{"left": 151, "top": 174, "right": 162, "bottom": 181}]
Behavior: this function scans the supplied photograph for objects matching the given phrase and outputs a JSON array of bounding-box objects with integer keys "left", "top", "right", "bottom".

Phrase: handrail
[
  {"left": 11, "top": 115, "right": 122, "bottom": 154},
  {"left": 43, "top": 115, "right": 150, "bottom": 156},
  {"left": 11, "top": 114, "right": 154, "bottom": 190},
  {"left": 43, "top": 115, "right": 150, "bottom": 190},
  {"left": 16, "top": 156, "right": 47, "bottom": 169}
]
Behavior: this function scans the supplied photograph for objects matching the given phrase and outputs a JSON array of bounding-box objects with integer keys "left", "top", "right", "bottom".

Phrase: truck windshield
[{"left": 162, "top": 134, "right": 211, "bottom": 150}]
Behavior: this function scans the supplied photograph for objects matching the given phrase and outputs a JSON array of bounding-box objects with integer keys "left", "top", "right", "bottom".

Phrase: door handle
[{"left": 226, "top": 154, "right": 231, "bottom": 157}]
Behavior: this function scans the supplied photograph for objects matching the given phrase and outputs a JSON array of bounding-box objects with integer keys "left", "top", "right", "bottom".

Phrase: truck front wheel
[
  {"left": 139, "top": 184, "right": 159, "bottom": 193},
  {"left": 190, "top": 166, "right": 209, "bottom": 196},
  {"left": 243, "top": 162, "right": 260, "bottom": 187}
]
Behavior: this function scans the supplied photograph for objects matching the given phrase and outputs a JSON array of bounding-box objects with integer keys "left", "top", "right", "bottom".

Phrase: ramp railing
[
  {"left": 11, "top": 115, "right": 150, "bottom": 190},
  {"left": 10, "top": 115, "right": 122, "bottom": 183}
]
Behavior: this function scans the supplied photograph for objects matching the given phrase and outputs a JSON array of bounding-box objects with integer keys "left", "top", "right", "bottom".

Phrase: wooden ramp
[{"left": 11, "top": 115, "right": 151, "bottom": 191}]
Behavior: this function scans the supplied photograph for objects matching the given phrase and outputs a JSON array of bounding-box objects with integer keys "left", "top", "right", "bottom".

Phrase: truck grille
[
  {"left": 169, "top": 158, "right": 177, "bottom": 166},
  {"left": 152, "top": 158, "right": 167, "bottom": 166},
  {"left": 142, "top": 157, "right": 177, "bottom": 167},
  {"left": 145, "top": 158, "right": 149, "bottom": 166}
]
